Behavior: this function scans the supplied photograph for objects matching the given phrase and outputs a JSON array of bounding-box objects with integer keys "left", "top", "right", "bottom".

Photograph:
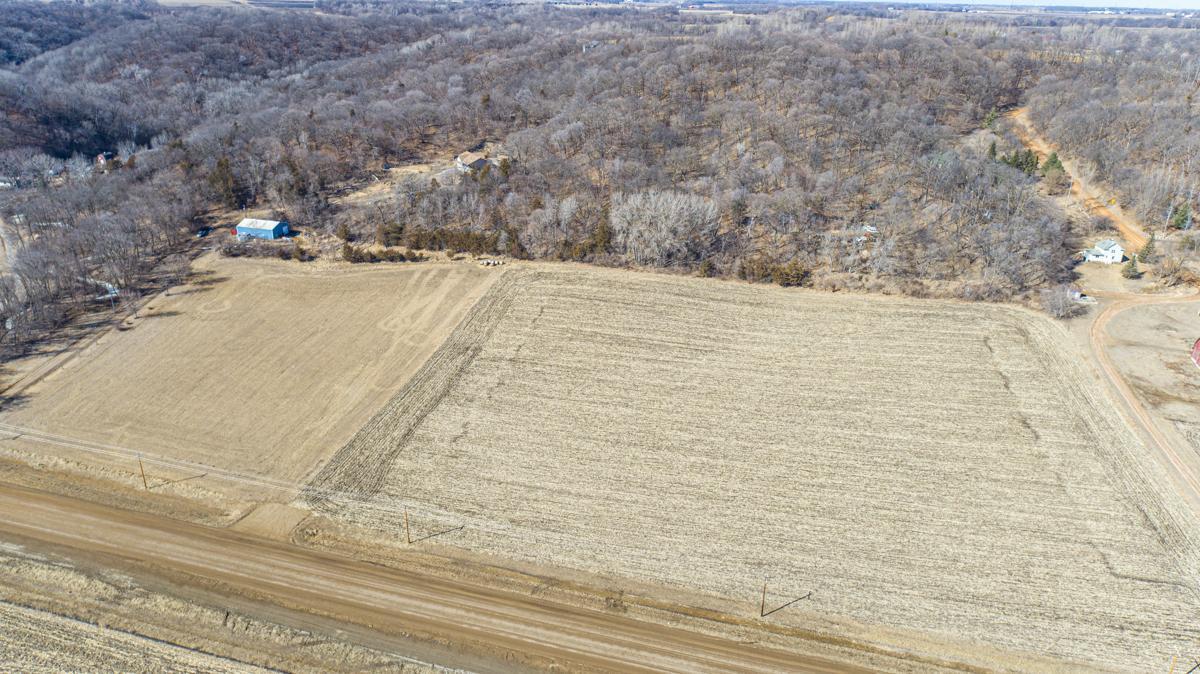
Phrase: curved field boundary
[
  {"left": 301, "top": 270, "right": 526, "bottom": 511},
  {"left": 1020, "top": 307, "right": 1200, "bottom": 588}
]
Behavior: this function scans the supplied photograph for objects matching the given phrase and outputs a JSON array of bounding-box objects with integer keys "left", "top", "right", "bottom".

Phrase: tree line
[{"left": 0, "top": 0, "right": 1192, "bottom": 353}]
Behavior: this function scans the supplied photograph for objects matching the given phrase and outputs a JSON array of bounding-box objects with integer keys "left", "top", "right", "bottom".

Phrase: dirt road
[
  {"left": 1089, "top": 291, "right": 1200, "bottom": 512},
  {"left": 1008, "top": 107, "right": 1148, "bottom": 249},
  {"left": 1009, "top": 108, "right": 1200, "bottom": 513},
  {"left": 0, "top": 483, "right": 872, "bottom": 673}
]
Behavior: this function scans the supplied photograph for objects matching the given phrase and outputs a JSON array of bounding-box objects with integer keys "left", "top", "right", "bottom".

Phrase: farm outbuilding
[
  {"left": 236, "top": 218, "right": 290, "bottom": 240},
  {"left": 1192, "top": 338, "right": 1200, "bottom": 369}
]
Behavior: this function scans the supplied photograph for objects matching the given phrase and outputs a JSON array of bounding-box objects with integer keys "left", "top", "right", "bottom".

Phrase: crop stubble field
[
  {"left": 0, "top": 601, "right": 261, "bottom": 673},
  {"left": 0, "top": 255, "right": 497, "bottom": 493},
  {"left": 307, "top": 266, "right": 1200, "bottom": 671}
]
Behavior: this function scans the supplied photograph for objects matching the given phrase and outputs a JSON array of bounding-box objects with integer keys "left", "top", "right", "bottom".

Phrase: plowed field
[{"left": 307, "top": 266, "right": 1200, "bottom": 671}]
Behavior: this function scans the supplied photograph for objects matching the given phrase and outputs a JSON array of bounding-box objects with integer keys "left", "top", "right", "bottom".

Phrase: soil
[
  {"left": 304, "top": 265, "right": 1200, "bottom": 672},
  {"left": 3, "top": 253, "right": 1197, "bottom": 671},
  {"left": 0, "top": 254, "right": 501, "bottom": 506},
  {"left": 1105, "top": 299, "right": 1200, "bottom": 497}
]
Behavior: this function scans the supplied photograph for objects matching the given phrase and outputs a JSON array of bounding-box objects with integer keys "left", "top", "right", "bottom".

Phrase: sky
[{"left": 877, "top": 0, "right": 1200, "bottom": 9}]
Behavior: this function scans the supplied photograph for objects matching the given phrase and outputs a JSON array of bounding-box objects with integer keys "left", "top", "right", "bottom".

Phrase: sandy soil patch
[
  {"left": 1107, "top": 301, "right": 1200, "bottom": 459},
  {"left": 0, "top": 255, "right": 499, "bottom": 499},
  {"left": 231, "top": 502, "right": 310, "bottom": 540},
  {"left": 305, "top": 265, "right": 1200, "bottom": 671}
]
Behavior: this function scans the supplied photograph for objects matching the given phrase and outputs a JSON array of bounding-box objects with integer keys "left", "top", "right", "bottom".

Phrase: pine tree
[
  {"left": 987, "top": 140, "right": 997, "bottom": 161},
  {"left": 207, "top": 156, "right": 237, "bottom": 208},
  {"left": 591, "top": 220, "right": 612, "bottom": 255},
  {"left": 983, "top": 108, "right": 998, "bottom": 130},
  {"left": 1022, "top": 149, "right": 1039, "bottom": 174},
  {"left": 1138, "top": 232, "right": 1156, "bottom": 263},
  {"left": 1170, "top": 203, "right": 1191, "bottom": 229},
  {"left": 1121, "top": 255, "right": 1142, "bottom": 279},
  {"left": 1041, "top": 152, "right": 1064, "bottom": 175}
]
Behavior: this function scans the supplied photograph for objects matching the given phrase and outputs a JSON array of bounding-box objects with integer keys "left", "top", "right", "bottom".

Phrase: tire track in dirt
[
  {"left": 302, "top": 270, "right": 526, "bottom": 510},
  {"left": 1090, "top": 292, "right": 1200, "bottom": 518}
]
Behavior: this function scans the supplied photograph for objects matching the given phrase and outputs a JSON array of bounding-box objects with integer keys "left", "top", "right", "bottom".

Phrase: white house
[{"left": 1083, "top": 239, "right": 1124, "bottom": 264}]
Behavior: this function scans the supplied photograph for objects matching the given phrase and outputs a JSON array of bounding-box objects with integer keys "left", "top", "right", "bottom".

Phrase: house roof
[
  {"left": 457, "top": 151, "right": 486, "bottom": 165},
  {"left": 1094, "top": 239, "right": 1122, "bottom": 252},
  {"left": 237, "top": 218, "right": 284, "bottom": 230}
]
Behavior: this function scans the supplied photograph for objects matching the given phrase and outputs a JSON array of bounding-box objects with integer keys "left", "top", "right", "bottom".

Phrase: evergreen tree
[
  {"left": 591, "top": 219, "right": 612, "bottom": 255},
  {"left": 207, "top": 156, "right": 237, "bottom": 208},
  {"left": 1041, "top": 152, "right": 1064, "bottom": 175},
  {"left": 983, "top": 108, "right": 998, "bottom": 129},
  {"left": 1121, "top": 255, "right": 1142, "bottom": 279},
  {"left": 1169, "top": 203, "right": 1191, "bottom": 229},
  {"left": 1138, "top": 232, "right": 1156, "bottom": 263},
  {"left": 999, "top": 149, "right": 1039, "bottom": 175},
  {"left": 1021, "top": 149, "right": 1039, "bottom": 174},
  {"left": 987, "top": 140, "right": 997, "bottom": 161}
]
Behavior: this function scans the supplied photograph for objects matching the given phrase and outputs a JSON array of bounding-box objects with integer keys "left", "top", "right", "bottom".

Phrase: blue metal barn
[{"left": 236, "top": 218, "right": 290, "bottom": 240}]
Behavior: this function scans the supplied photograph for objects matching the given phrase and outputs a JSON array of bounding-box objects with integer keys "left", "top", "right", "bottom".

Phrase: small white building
[{"left": 1083, "top": 239, "right": 1124, "bottom": 264}]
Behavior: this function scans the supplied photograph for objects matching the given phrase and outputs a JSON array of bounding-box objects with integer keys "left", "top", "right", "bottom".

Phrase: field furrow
[{"left": 304, "top": 266, "right": 1200, "bottom": 672}]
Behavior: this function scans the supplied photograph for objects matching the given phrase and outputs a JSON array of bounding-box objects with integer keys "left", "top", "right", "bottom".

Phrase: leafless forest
[{"left": 0, "top": 0, "right": 1197, "bottom": 353}]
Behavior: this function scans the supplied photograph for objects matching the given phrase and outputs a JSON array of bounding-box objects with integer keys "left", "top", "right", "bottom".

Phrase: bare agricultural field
[
  {"left": 0, "top": 601, "right": 262, "bottom": 673},
  {"left": 0, "top": 255, "right": 498, "bottom": 497},
  {"left": 306, "top": 266, "right": 1200, "bottom": 671}
]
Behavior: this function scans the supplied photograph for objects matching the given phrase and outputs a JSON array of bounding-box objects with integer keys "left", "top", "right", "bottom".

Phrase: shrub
[
  {"left": 1040, "top": 285, "right": 1083, "bottom": 319},
  {"left": 1121, "top": 256, "right": 1142, "bottom": 279},
  {"left": 342, "top": 243, "right": 415, "bottom": 263},
  {"left": 771, "top": 261, "right": 809, "bottom": 287}
]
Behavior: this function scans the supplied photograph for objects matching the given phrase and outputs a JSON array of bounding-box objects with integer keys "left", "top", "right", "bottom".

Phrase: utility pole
[{"left": 138, "top": 455, "right": 148, "bottom": 490}]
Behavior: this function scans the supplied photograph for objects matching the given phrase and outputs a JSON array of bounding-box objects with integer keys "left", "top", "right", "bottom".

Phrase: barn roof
[{"left": 237, "top": 218, "right": 284, "bottom": 230}]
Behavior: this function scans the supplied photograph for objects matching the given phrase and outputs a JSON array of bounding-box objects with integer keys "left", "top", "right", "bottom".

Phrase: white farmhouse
[{"left": 1083, "top": 239, "right": 1124, "bottom": 264}]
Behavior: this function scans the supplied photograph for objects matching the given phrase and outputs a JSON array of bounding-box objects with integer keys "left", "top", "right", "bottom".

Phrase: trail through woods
[{"left": 1009, "top": 107, "right": 1149, "bottom": 249}]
